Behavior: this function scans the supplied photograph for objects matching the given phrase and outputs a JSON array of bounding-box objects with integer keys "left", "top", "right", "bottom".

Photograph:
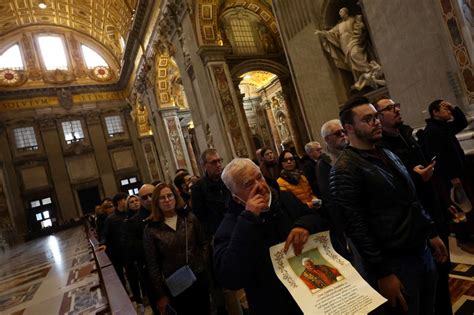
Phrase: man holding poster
[{"left": 214, "top": 158, "right": 327, "bottom": 315}]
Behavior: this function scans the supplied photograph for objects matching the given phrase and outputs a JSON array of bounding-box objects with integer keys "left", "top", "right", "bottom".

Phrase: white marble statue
[{"left": 314, "top": 7, "right": 385, "bottom": 90}]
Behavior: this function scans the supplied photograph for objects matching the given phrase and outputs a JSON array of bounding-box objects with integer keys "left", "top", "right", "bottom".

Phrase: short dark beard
[{"left": 355, "top": 128, "right": 380, "bottom": 144}]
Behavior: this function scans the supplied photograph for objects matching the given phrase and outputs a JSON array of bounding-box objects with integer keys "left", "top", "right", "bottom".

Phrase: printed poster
[{"left": 270, "top": 231, "right": 386, "bottom": 314}]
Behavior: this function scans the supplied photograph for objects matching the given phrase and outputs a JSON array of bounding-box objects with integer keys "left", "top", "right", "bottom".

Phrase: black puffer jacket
[{"left": 329, "top": 146, "right": 435, "bottom": 278}]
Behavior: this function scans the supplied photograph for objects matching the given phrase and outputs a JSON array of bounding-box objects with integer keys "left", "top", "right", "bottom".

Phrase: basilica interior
[{"left": 1, "top": 0, "right": 474, "bottom": 313}]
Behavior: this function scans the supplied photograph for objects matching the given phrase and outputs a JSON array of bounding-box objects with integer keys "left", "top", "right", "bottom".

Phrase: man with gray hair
[
  {"left": 214, "top": 158, "right": 327, "bottom": 315},
  {"left": 300, "top": 141, "right": 323, "bottom": 196},
  {"left": 317, "top": 119, "right": 348, "bottom": 201}
]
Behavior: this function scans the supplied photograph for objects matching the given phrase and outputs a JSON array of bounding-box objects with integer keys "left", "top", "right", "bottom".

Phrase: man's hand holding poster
[{"left": 270, "top": 231, "right": 386, "bottom": 314}]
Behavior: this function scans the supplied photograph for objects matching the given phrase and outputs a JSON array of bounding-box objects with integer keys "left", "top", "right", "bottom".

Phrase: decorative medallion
[
  {"left": 0, "top": 69, "right": 19, "bottom": 84},
  {"left": 0, "top": 69, "right": 27, "bottom": 87},
  {"left": 90, "top": 66, "right": 113, "bottom": 81}
]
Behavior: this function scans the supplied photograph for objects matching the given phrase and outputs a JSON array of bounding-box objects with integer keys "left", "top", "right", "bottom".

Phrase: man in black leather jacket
[{"left": 329, "top": 96, "right": 447, "bottom": 315}]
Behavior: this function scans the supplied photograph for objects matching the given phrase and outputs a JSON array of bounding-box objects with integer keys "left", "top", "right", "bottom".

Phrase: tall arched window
[
  {"left": 0, "top": 44, "right": 24, "bottom": 70},
  {"left": 37, "top": 35, "right": 69, "bottom": 70},
  {"left": 81, "top": 45, "right": 108, "bottom": 68}
]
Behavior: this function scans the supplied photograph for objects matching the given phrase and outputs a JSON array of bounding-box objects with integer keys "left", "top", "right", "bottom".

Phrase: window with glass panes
[
  {"left": 105, "top": 115, "right": 124, "bottom": 137},
  {"left": 61, "top": 120, "right": 84, "bottom": 144},
  {"left": 230, "top": 18, "right": 258, "bottom": 54},
  {"left": 13, "top": 127, "right": 38, "bottom": 151}
]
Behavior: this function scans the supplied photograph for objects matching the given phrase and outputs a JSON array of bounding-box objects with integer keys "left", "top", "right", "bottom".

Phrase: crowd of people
[{"left": 90, "top": 95, "right": 473, "bottom": 315}]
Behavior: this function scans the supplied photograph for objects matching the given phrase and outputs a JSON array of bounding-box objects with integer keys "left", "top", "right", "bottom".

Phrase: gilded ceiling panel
[
  {"left": 240, "top": 70, "right": 276, "bottom": 89},
  {"left": 0, "top": 0, "right": 138, "bottom": 57}
]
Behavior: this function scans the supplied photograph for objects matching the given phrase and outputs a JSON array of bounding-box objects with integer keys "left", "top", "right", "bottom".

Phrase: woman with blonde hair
[{"left": 143, "top": 183, "right": 210, "bottom": 314}]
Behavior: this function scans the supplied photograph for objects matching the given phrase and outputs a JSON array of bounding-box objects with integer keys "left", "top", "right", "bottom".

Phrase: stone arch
[
  {"left": 230, "top": 59, "right": 290, "bottom": 81},
  {"left": 195, "top": 0, "right": 280, "bottom": 47}
]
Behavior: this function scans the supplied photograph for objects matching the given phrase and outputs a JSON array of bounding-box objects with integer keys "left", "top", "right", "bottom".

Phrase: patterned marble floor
[
  {"left": 0, "top": 226, "right": 106, "bottom": 315},
  {"left": 0, "top": 227, "right": 473, "bottom": 314},
  {"left": 449, "top": 236, "right": 474, "bottom": 314}
]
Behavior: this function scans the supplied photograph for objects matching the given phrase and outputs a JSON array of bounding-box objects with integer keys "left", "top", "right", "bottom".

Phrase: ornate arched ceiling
[
  {"left": 0, "top": 0, "right": 138, "bottom": 57},
  {"left": 240, "top": 70, "right": 276, "bottom": 89},
  {"left": 196, "top": 0, "right": 278, "bottom": 46}
]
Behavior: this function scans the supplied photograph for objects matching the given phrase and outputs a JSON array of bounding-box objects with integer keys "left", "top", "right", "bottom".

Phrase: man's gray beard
[{"left": 355, "top": 128, "right": 379, "bottom": 144}]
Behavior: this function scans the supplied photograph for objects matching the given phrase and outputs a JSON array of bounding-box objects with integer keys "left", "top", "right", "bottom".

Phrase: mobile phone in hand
[{"left": 430, "top": 156, "right": 437, "bottom": 163}]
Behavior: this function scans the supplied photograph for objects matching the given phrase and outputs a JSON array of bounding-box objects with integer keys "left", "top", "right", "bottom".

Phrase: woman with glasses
[
  {"left": 277, "top": 150, "right": 321, "bottom": 209},
  {"left": 143, "top": 183, "right": 210, "bottom": 315}
]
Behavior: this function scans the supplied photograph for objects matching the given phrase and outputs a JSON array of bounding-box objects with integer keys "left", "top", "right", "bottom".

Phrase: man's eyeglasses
[
  {"left": 283, "top": 157, "right": 295, "bottom": 163},
  {"left": 378, "top": 103, "right": 400, "bottom": 113},
  {"left": 159, "top": 193, "right": 175, "bottom": 202},
  {"left": 361, "top": 113, "right": 383, "bottom": 126},
  {"left": 328, "top": 129, "right": 345, "bottom": 137},
  {"left": 206, "top": 158, "right": 223, "bottom": 165},
  {"left": 140, "top": 193, "right": 152, "bottom": 200}
]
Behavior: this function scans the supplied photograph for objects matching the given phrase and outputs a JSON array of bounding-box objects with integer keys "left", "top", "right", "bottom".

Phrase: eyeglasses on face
[
  {"left": 283, "top": 157, "right": 295, "bottom": 163},
  {"left": 159, "top": 193, "right": 175, "bottom": 202},
  {"left": 140, "top": 193, "right": 152, "bottom": 200},
  {"left": 378, "top": 103, "right": 400, "bottom": 113},
  {"left": 206, "top": 158, "right": 223, "bottom": 165},
  {"left": 328, "top": 129, "right": 345, "bottom": 137},
  {"left": 360, "top": 113, "right": 383, "bottom": 126}
]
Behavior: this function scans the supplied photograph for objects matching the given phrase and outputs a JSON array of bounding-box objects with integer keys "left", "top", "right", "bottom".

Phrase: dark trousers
[
  {"left": 125, "top": 261, "right": 143, "bottom": 304},
  {"left": 170, "top": 271, "right": 211, "bottom": 315},
  {"left": 108, "top": 253, "right": 127, "bottom": 289},
  {"left": 434, "top": 234, "right": 452, "bottom": 315},
  {"left": 137, "top": 261, "right": 159, "bottom": 315},
  {"left": 384, "top": 247, "right": 437, "bottom": 315},
  {"left": 369, "top": 246, "right": 437, "bottom": 315}
]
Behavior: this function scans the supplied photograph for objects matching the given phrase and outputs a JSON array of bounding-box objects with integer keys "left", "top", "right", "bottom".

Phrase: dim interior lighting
[{"left": 38, "top": 2, "right": 47, "bottom": 9}]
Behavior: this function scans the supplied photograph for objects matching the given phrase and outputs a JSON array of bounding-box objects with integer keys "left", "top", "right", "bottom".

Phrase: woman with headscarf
[
  {"left": 259, "top": 147, "right": 281, "bottom": 191},
  {"left": 277, "top": 150, "right": 321, "bottom": 209}
]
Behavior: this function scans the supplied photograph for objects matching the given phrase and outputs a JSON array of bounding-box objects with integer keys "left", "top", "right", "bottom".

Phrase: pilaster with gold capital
[
  {"left": 159, "top": 107, "right": 192, "bottom": 172},
  {"left": 205, "top": 61, "right": 254, "bottom": 157}
]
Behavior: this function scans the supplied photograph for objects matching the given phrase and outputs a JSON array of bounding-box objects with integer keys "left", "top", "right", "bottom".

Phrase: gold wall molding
[{"left": 0, "top": 91, "right": 127, "bottom": 111}]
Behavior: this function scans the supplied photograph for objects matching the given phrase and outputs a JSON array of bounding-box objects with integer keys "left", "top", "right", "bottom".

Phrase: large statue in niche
[{"left": 314, "top": 7, "right": 386, "bottom": 90}]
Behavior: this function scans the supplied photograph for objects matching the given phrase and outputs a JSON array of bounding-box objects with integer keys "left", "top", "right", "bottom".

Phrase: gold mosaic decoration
[
  {"left": 0, "top": 0, "right": 137, "bottom": 58},
  {"left": 240, "top": 70, "right": 276, "bottom": 89}
]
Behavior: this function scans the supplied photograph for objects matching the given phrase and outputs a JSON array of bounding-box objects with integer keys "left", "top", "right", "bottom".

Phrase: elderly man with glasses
[
  {"left": 191, "top": 148, "right": 244, "bottom": 315},
  {"left": 329, "top": 96, "right": 447, "bottom": 315}
]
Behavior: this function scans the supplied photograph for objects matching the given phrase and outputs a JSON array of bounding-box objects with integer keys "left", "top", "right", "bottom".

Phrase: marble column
[
  {"left": 38, "top": 117, "right": 78, "bottom": 222},
  {"left": 279, "top": 81, "right": 306, "bottom": 155},
  {"left": 84, "top": 111, "right": 116, "bottom": 198},
  {"left": 123, "top": 108, "right": 152, "bottom": 184},
  {"left": 0, "top": 125, "right": 25, "bottom": 239},
  {"left": 199, "top": 47, "right": 254, "bottom": 157},
  {"left": 182, "top": 127, "right": 200, "bottom": 175}
]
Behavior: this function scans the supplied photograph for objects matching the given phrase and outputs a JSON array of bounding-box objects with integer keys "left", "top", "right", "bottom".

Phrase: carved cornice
[
  {"left": 37, "top": 117, "right": 57, "bottom": 131},
  {"left": 197, "top": 45, "right": 233, "bottom": 64}
]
